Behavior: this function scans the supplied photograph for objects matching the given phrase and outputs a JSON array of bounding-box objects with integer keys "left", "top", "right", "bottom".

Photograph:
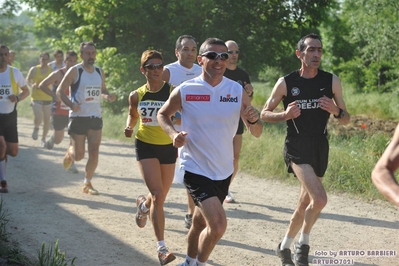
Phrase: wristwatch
[
  {"left": 334, "top": 108, "right": 344, "bottom": 119},
  {"left": 16, "top": 95, "right": 20, "bottom": 102}
]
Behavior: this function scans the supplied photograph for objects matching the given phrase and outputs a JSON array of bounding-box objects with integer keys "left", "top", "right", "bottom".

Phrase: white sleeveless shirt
[
  {"left": 69, "top": 64, "right": 103, "bottom": 118},
  {"left": 179, "top": 76, "right": 242, "bottom": 181},
  {"left": 0, "top": 66, "right": 26, "bottom": 114},
  {"left": 164, "top": 61, "right": 202, "bottom": 86}
]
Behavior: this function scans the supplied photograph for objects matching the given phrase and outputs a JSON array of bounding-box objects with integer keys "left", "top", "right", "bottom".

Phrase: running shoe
[
  {"left": 82, "top": 182, "right": 99, "bottom": 195},
  {"left": 184, "top": 214, "right": 193, "bottom": 229},
  {"left": 135, "top": 195, "right": 149, "bottom": 228},
  {"left": 63, "top": 146, "right": 73, "bottom": 170},
  {"left": 0, "top": 181, "right": 8, "bottom": 193},
  {"left": 32, "top": 127, "right": 39, "bottom": 140},
  {"left": 41, "top": 139, "right": 46, "bottom": 148},
  {"left": 157, "top": 246, "right": 176, "bottom": 265},
  {"left": 224, "top": 191, "right": 236, "bottom": 203},
  {"left": 67, "top": 162, "right": 79, "bottom": 174},
  {"left": 46, "top": 135, "right": 54, "bottom": 150},
  {"left": 293, "top": 242, "right": 310, "bottom": 266},
  {"left": 276, "top": 243, "right": 294, "bottom": 266}
]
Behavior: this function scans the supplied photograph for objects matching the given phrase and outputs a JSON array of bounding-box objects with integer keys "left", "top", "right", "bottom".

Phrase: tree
[
  {"left": 16, "top": 0, "right": 337, "bottom": 112},
  {"left": 333, "top": 0, "right": 399, "bottom": 92}
]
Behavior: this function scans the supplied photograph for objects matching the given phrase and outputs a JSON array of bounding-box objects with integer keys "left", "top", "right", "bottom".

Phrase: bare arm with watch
[{"left": 318, "top": 74, "right": 350, "bottom": 125}]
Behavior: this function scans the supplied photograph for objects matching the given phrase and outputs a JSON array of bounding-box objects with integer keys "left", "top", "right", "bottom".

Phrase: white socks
[
  {"left": 281, "top": 235, "right": 293, "bottom": 250},
  {"left": 157, "top": 240, "right": 165, "bottom": 250},
  {"left": 184, "top": 255, "right": 196, "bottom": 266},
  {"left": 299, "top": 232, "right": 310, "bottom": 245}
]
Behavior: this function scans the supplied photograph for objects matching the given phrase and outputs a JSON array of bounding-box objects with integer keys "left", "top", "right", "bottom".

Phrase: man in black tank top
[
  {"left": 261, "top": 33, "right": 350, "bottom": 266},
  {"left": 223, "top": 40, "right": 253, "bottom": 204}
]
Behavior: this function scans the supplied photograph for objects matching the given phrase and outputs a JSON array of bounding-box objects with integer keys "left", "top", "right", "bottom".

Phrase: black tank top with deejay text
[{"left": 283, "top": 69, "right": 333, "bottom": 137}]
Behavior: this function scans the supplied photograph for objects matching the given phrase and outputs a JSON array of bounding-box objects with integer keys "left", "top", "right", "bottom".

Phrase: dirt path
[{"left": 2, "top": 117, "right": 398, "bottom": 266}]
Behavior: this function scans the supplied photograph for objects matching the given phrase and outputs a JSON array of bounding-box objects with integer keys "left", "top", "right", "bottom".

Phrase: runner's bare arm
[
  {"left": 158, "top": 88, "right": 187, "bottom": 148},
  {"left": 372, "top": 124, "right": 399, "bottom": 207},
  {"left": 39, "top": 71, "right": 60, "bottom": 97},
  {"left": 56, "top": 66, "right": 78, "bottom": 112},
  {"left": 241, "top": 91, "right": 262, "bottom": 138},
  {"left": 261, "top": 77, "right": 300, "bottom": 122}
]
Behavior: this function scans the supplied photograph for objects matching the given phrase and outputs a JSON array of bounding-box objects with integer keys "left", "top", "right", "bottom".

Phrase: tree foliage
[
  {"left": 13, "top": 0, "right": 337, "bottom": 112},
  {"left": 330, "top": 0, "right": 399, "bottom": 93},
  {"left": 0, "top": 1, "right": 29, "bottom": 51}
]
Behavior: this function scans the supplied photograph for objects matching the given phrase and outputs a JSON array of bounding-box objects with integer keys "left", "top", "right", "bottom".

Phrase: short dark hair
[
  {"left": 141, "top": 50, "right": 163, "bottom": 68},
  {"left": 53, "top": 49, "right": 63, "bottom": 56},
  {"left": 39, "top": 51, "right": 50, "bottom": 59},
  {"left": 0, "top": 44, "right": 9, "bottom": 51},
  {"left": 65, "top": 50, "right": 78, "bottom": 59},
  {"left": 175, "top": 35, "right": 197, "bottom": 50},
  {"left": 80, "top": 42, "right": 96, "bottom": 53},
  {"left": 198, "top": 38, "right": 227, "bottom": 55},
  {"left": 297, "top": 33, "right": 322, "bottom": 52}
]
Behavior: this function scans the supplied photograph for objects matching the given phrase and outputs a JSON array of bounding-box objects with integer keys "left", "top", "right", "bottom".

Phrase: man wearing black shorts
[
  {"left": 158, "top": 37, "right": 263, "bottom": 266},
  {"left": 56, "top": 42, "right": 116, "bottom": 195},
  {"left": 261, "top": 33, "right": 350, "bottom": 266},
  {"left": 0, "top": 44, "right": 30, "bottom": 193}
]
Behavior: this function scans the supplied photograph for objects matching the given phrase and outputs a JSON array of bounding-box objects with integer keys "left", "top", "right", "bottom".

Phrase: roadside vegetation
[{"left": 0, "top": 197, "right": 75, "bottom": 265}]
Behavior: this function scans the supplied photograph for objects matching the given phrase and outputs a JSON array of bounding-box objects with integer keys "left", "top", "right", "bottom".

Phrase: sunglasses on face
[
  {"left": 144, "top": 63, "right": 163, "bottom": 70},
  {"left": 227, "top": 50, "right": 240, "bottom": 55},
  {"left": 201, "top": 52, "right": 229, "bottom": 61}
]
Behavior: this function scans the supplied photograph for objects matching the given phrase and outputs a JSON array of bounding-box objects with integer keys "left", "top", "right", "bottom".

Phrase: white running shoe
[{"left": 224, "top": 191, "right": 235, "bottom": 203}]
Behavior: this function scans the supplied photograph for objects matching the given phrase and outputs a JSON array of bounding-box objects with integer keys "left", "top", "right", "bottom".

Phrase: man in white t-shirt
[
  {"left": 158, "top": 37, "right": 263, "bottom": 266},
  {"left": 162, "top": 35, "right": 202, "bottom": 230},
  {"left": 0, "top": 44, "right": 30, "bottom": 193}
]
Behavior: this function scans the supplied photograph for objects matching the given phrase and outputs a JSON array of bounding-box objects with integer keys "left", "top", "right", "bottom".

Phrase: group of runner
[{"left": 0, "top": 33, "right": 397, "bottom": 266}]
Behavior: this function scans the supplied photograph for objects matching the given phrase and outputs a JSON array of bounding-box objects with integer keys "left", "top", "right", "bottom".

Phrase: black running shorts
[
  {"left": 135, "top": 138, "right": 177, "bottom": 164},
  {"left": 0, "top": 110, "right": 18, "bottom": 143},
  {"left": 52, "top": 115, "right": 69, "bottom": 131},
  {"left": 284, "top": 135, "right": 329, "bottom": 177},
  {"left": 68, "top": 116, "right": 103, "bottom": 135},
  {"left": 184, "top": 171, "right": 231, "bottom": 206}
]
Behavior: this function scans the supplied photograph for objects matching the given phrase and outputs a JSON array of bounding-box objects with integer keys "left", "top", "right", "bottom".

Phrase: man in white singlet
[
  {"left": 158, "top": 38, "right": 263, "bottom": 266},
  {"left": 0, "top": 44, "right": 30, "bottom": 193},
  {"left": 56, "top": 42, "right": 116, "bottom": 195}
]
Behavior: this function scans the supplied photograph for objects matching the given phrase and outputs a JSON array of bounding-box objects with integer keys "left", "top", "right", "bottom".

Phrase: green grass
[
  {"left": 37, "top": 240, "right": 76, "bottom": 266},
  {"left": 0, "top": 197, "right": 32, "bottom": 265}
]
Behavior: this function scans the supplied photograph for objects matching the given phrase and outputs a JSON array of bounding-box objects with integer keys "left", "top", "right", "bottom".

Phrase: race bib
[
  {"left": 138, "top": 100, "right": 164, "bottom": 126},
  {"left": 84, "top": 85, "right": 101, "bottom": 103},
  {"left": 0, "top": 85, "right": 13, "bottom": 102}
]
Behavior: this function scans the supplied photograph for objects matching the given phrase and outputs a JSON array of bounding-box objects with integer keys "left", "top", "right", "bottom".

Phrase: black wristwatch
[
  {"left": 334, "top": 108, "right": 344, "bottom": 119},
  {"left": 16, "top": 95, "right": 20, "bottom": 102}
]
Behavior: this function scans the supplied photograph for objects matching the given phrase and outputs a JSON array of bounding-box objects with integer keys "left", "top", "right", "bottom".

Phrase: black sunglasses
[
  {"left": 201, "top": 52, "right": 229, "bottom": 61},
  {"left": 144, "top": 63, "right": 163, "bottom": 70},
  {"left": 227, "top": 50, "right": 240, "bottom": 54}
]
